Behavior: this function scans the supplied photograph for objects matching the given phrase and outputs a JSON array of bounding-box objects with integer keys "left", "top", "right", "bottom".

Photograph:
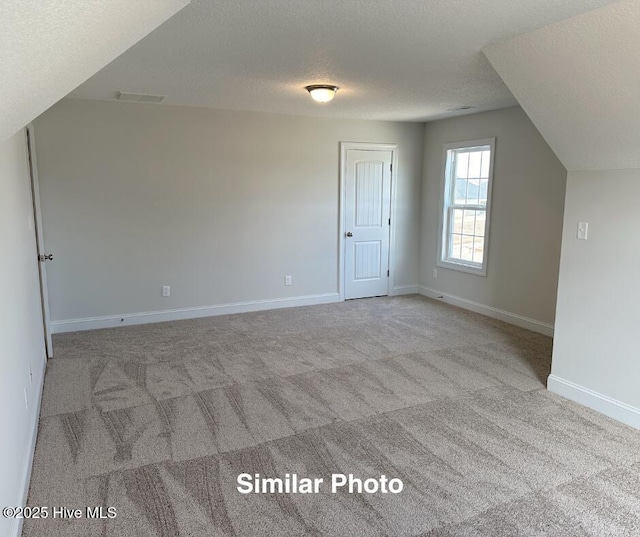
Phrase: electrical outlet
[
  {"left": 162, "top": 285, "right": 171, "bottom": 297},
  {"left": 285, "top": 275, "right": 292, "bottom": 286},
  {"left": 433, "top": 268, "right": 438, "bottom": 279}
]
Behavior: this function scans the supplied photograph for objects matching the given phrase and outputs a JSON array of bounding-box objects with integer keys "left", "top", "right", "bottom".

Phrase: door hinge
[
  {"left": 387, "top": 269, "right": 390, "bottom": 277},
  {"left": 390, "top": 163, "right": 393, "bottom": 173},
  {"left": 388, "top": 218, "right": 391, "bottom": 225}
]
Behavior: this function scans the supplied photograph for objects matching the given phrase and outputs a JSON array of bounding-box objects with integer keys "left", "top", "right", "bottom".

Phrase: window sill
[{"left": 437, "top": 259, "right": 487, "bottom": 277}]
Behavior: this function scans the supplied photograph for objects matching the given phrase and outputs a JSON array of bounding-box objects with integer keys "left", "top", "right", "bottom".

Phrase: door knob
[
  {"left": 345, "top": 232, "right": 353, "bottom": 237},
  {"left": 38, "top": 254, "right": 53, "bottom": 262}
]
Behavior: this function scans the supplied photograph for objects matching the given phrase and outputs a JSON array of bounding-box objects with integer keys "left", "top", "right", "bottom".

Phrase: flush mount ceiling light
[{"left": 305, "top": 84, "right": 339, "bottom": 103}]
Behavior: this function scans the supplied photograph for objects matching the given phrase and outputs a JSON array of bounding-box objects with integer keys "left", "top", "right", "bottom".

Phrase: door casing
[
  {"left": 339, "top": 142, "right": 399, "bottom": 301},
  {"left": 26, "top": 124, "right": 53, "bottom": 358}
]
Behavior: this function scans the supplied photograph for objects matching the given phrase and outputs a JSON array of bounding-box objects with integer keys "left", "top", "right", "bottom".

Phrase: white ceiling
[
  {"left": 484, "top": 0, "right": 640, "bottom": 171},
  {"left": 68, "top": 0, "right": 618, "bottom": 122},
  {"left": 0, "top": 0, "right": 190, "bottom": 141}
]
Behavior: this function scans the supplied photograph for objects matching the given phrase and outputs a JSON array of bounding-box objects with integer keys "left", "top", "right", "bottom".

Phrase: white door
[
  {"left": 344, "top": 148, "right": 393, "bottom": 299},
  {"left": 26, "top": 125, "right": 53, "bottom": 358}
]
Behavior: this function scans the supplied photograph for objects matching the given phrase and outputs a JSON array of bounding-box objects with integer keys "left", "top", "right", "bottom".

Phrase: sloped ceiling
[
  {"left": 484, "top": 0, "right": 640, "bottom": 171},
  {"left": 0, "top": 0, "right": 190, "bottom": 141}
]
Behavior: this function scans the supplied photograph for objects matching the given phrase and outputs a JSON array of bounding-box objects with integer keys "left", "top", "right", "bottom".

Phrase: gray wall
[
  {"left": 419, "top": 107, "right": 567, "bottom": 325},
  {"left": 552, "top": 168, "right": 640, "bottom": 410},
  {"left": 0, "top": 131, "right": 47, "bottom": 536},
  {"left": 34, "top": 99, "right": 424, "bottom": 322}
]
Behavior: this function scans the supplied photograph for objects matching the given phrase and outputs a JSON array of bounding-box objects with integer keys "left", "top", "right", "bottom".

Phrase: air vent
[
  {"left": 447, "top": 105, "right": 475, "bottom": 112},
  {"left": 117, "top": 92, "right": 166, "bottom": 103}
]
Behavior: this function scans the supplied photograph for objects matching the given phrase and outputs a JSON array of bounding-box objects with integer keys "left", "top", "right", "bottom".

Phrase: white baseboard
[
  {"left": 390, "top": 285, "right": 419, "bottom": 296},
  {"left": 12, "top": 358, "right": 46, "bottom": 537},
  {"left": 417, "top": 285, "right": 554, "bottom": 337},
  {"left": 51, "top": 293, "right": 341, "bottom": 333},
  {"left": 548, "top": 374, "right": 640, "bottom": 430}
]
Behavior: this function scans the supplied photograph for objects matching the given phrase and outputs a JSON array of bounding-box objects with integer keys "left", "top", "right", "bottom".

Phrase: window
[{"left": 438, "top": 138, "right": 495, "bottom": 276}]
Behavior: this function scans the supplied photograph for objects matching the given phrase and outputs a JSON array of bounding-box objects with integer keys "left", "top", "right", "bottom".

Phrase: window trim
[{"left": 436, "top": 137, "right": 495, "bottom": 277}]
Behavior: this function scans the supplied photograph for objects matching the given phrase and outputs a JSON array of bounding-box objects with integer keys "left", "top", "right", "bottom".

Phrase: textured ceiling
[
  {"left": 0, "top": 0, "right": 190, "bottom": 141},
  {"left": 484, "top": 0, "right": 640, "bottom": 171},
  {"left": 68, "top": 0, "right": 618, "bottom": 122}
]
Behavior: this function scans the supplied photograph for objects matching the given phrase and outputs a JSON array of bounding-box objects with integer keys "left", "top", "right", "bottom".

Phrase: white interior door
[
  {"left": 26, "top": 125, "right": 53, "bottom": 358},
  {"left": 344, "top": 148, "right": 393, "bottom": 300}
]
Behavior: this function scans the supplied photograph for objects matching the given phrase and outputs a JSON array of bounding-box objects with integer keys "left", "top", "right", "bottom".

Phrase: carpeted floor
[{"left": 23, "top": 295, "right": 640, "bottom": 536}]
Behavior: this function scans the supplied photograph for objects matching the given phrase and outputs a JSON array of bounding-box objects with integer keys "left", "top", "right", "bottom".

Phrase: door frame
[
  {"left": 339, "top": 142, "right": 399, "bottom": 301},
  {"left": 25, "top": 123, "right": 53, "bottom": 358}
]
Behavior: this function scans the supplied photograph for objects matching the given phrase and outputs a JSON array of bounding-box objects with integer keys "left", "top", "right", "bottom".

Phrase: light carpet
[{"left": 23, "top": 295, "right": 640, "bottom": 536}]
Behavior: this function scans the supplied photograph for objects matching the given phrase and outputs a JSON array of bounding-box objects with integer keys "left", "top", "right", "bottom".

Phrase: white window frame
[{"left": 437, "top": 138, "right": 495, "bottom": 276}]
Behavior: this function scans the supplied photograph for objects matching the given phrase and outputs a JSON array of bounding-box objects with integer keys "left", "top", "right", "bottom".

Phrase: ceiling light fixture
[{"left": 305, "top": 84, "right": 339, "bottom": 103}]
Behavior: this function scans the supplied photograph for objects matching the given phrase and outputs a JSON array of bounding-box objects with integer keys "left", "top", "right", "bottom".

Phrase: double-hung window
[{"left": 438, "top": 138, "right": 495, "bottom": 276}]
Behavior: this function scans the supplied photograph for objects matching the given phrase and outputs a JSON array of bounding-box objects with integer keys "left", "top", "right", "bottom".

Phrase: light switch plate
[{"left": 577, "top": 222, "right": 588, "bottom": 240}]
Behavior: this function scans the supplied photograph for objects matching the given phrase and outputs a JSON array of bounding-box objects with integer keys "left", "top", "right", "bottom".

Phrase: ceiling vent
[
  {"left": 117, "top": 92, "right": 165, "bottom": 103},
  {"left": 447, "top": 105, "right": 474, "bottom": 112}
]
